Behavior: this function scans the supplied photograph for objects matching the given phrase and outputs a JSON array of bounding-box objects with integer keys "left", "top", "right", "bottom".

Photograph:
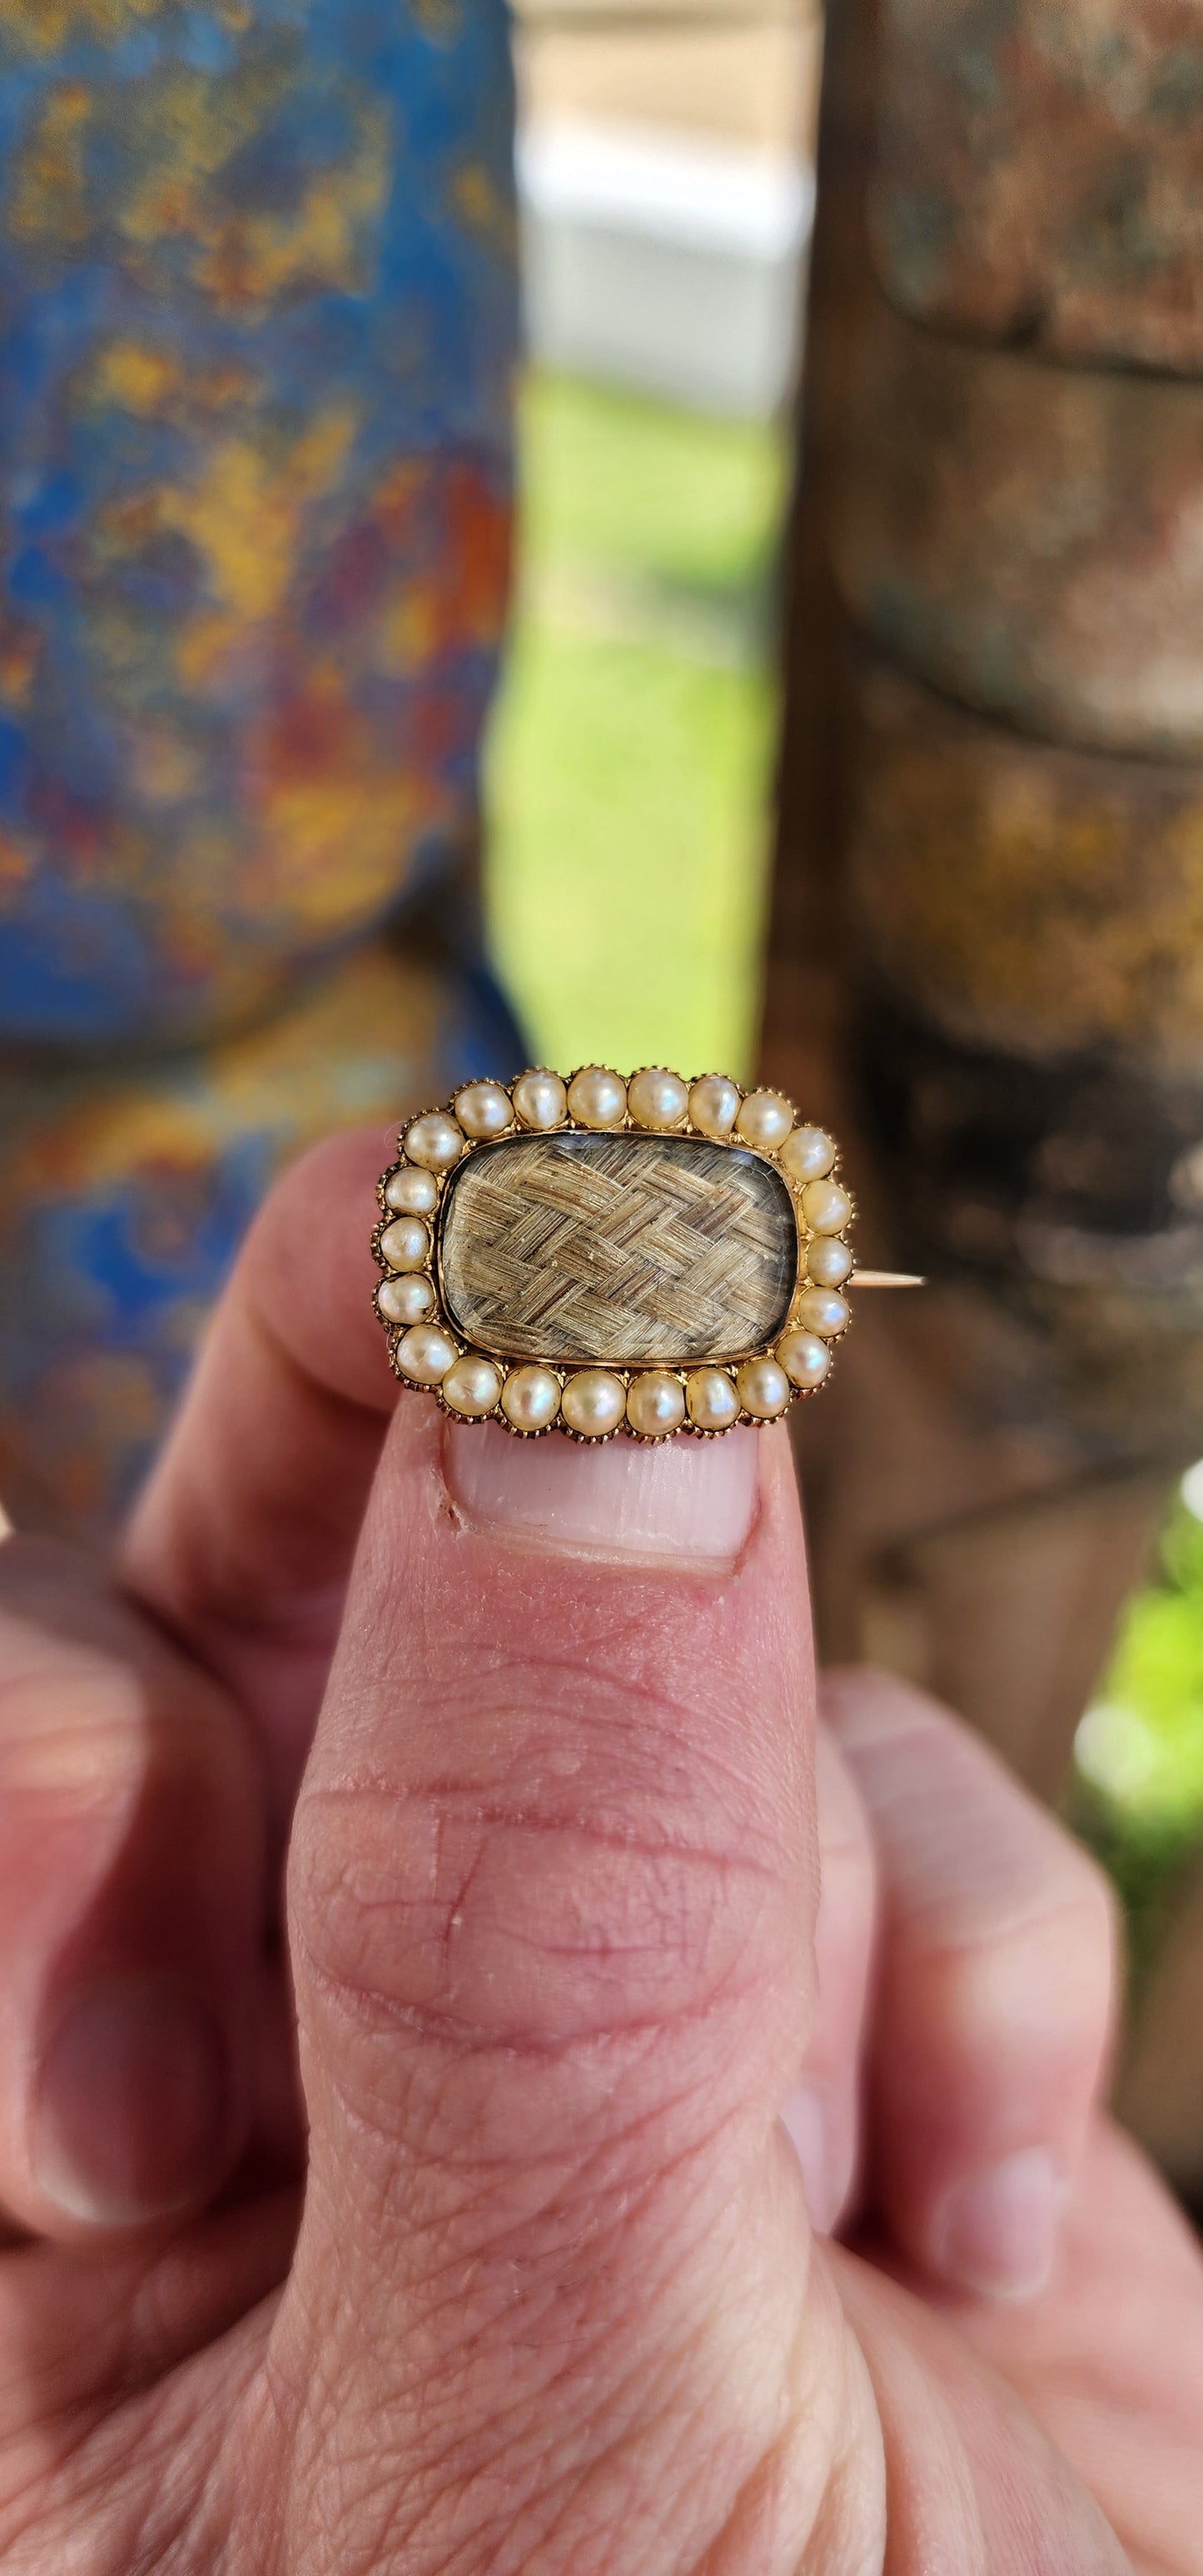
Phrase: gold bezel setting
[{"left": 373, "top": 1068, "right": 855, "bottom": 1439}]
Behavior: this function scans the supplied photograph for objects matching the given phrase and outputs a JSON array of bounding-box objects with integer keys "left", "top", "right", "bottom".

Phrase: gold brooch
[{"left": 373, "top": 1068, "right": 917, "bottom": 1439}]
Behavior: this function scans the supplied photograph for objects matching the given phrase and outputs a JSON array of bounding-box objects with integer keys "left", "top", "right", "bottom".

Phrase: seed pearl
[
  {"left": 793, "top": 1286, "right": 850, "bottom": 1338},
  {"left": 806, "top": 1236, "right": 853, "bottom": 1288},
  {"left": 778, "top": 1330, "right": 831, "bottom": 1390},
  {"left": 735, "top": 1357, "right": 790, "bottom": 1420},
  {"left": 626, "top": 1370, "right": 686, "bottom": 1437},
  {"left": 780, "top": 1125, "right": 837, "bottom": 1186},
  {"left": 395, "top": 1323, "right": 456, "bottom": 1385},
  {"left": 688, "top": 1074, "right": 741, "bottom": 1139},
  {"left": 567, "top": 1067, "right": 628, "bottom": 1129},
  {"left": 379, "top": 1215, "right": 430, "bottom": 1271},
  {"left": 500, "top": 1365, "right": 561, "bottom": 1431},
  {"left": 385, "top": 1165, "right": 438, "bottom": 1216},
  {"left": 405, "top": 1112, "right": 464, "bottom": 1171},
  {"left": 512, "top": 1070, "right": 568, "bottom": 1130},
  {"left": 442, "top": 1354, "right": 502, "bottom": 1417},
  {"left": 628, "top": 1067, "right": 688, "bottom": 1131},
  {"left": 801, "top": 1177, "right": 853, "bottom": 1235},
  {"left": 561, "top": 1369, "right": 627, "bottom": 1436},
  {"left": 377, "top": 1274, "right": 435, "bottom": 1326},
  {"left": 686, "top": 1367, "right": 740, "bottom": 1433},
  {"left": 736, "top": 1089, "right": 794, "bottom": 1151},
  {"left": 455, "top": 1081, "right": 513, "bottom": 1140}
]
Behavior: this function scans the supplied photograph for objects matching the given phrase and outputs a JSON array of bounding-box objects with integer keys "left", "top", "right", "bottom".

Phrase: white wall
[{"left": 517, "top": 118, "right": 813, "bottom": 418}]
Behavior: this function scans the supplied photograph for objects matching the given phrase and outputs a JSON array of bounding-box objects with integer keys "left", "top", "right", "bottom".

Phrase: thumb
[{"left": 271, "top": 1407, "right": 853, "bottom": 2569}]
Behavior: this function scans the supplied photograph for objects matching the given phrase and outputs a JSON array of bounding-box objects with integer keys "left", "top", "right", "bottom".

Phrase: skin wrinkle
[
  {"left": 0, "top": 1614, "right": 239, "bottom": 1776},
  {"left": 825, "top": 1686, "right": 1112, "bottom": 1927},
  {"left": 350, "top": 1709, "right": 798, "bottom": 1876},
  {"left": 292, "top": 1851, "right": 792, "bottom": 2061},
  {"left": 887, "top": 1883, "right": 1116, "bottom": 1976},
  {"left": 475, "top": 2310, "right": 783, "bottom": 2576},
  {"left": 681, "top": 2225, "right": 875, "bottom": 2576},
  {"left": 357, "top": 2212, "right": 768, "bottom": 2467},
  {"left": 291, "top": 2081, "right": 778, "bottom": 2445},
  {"left": 1, "top": 2372, "right": 195, "bottom": 2573},
  {"left": 93, "top": 2375, "right": 242, "bottom": 2576},
  {"left": 872, "top": 1801, "right": 1111, "bottom": 1939},
  {"left": 880, "top": 1910, "right": 1116, "bottom": 2111},
  {"left": 366, "top": 1599, "right": 744, "bottom": 1724},
  {"left": 291, "top": 1584, "right": 808, "bottom": 2062},
  {"left": 298, "top": 2044, "right": 758, "bottom": 2297},
  {"left": 284, "top": 2161, "right": 813, "bottom": 2576},
  {"left": 296, "top": 1957, "right": 793, "bottom": 2218},
  {"left": 0, "top": 1685, "right": 237, "bottom": 1813},
  {"left": 298, "top": 1782, "right": 784, "bottom": 1912},
  {"left": 314, "top": 1635, "right": 806, "bottom": 1876},
  {"left": 342, "top": 1788, "right": 788, "bottom": 1879},
  {"left": 789, "top": 2342, "right": 885, "bottom": 2576},
  {"left": 279, "top": 2355, "right": 701, "bottom": 2574},
  {"left": 333, "top": 2230, "right": 750, "bottom": 2574}
]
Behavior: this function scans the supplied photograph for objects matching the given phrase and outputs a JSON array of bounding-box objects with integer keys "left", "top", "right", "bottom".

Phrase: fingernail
[
  {"left": 34, "top": 1973, "right": 229, "bottom": 2226},
  {"left": 781, "top": 2081, "right": 837, "bottom": 2234},
  {"left": 931, "top": 2147, "right": 1068, "bottom": 2300},
  {"left": 444, "top": 1419, "right": 760, "bottom": 1563}
]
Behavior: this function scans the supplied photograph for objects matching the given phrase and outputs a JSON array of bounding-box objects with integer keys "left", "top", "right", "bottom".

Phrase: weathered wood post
[{"left": 767, "top": 0, "right": 1203, "bottom": 2190}]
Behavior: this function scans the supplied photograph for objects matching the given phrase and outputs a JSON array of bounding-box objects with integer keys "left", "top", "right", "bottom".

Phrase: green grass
[
  {"left": 1071, "top": 1486, "right": 1203, "bottom": 1978},
  {"left": 485, "top": 372, "right": 788, "bottom": 1077}
]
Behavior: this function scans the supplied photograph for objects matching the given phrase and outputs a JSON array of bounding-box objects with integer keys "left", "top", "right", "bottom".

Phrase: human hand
[{"left": 0, "top": 1129, "right": 1198, "bottom": 2572}]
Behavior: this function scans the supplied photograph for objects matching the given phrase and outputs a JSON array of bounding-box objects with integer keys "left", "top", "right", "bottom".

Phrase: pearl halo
[{"left": 374, "top": 1066, "right": 858, "bottom": 1437}]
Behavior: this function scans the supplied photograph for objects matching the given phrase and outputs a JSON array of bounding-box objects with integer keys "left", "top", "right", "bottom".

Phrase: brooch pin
[{"left": 374, "top": 1067, "right": 918, "bottom": 1440}]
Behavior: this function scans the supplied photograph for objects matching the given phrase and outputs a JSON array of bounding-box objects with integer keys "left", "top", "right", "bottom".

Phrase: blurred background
[
  {"left": 490, "top": 0, "right": 814, "bottom": 1077},
  {"left": 494, "top": 0, "right": 1203, "bottom": 2116},
  {"left": 488, "top": 373, "right": 783, "bottom": 1077}
]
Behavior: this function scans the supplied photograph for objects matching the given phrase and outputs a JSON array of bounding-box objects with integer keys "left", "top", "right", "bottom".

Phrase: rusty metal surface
[
  {"left": 835, "top": 294, "right": 1203, "bottom": 758},
  {"left": 851, "top": 981, "right": 1203, "bottom": 1457},
  {"left": 871, "top": 0, "right": 1203, "bottom": 374},
  {"left": 847, "top": 657, "right": 1203, "bottom": 1082}
]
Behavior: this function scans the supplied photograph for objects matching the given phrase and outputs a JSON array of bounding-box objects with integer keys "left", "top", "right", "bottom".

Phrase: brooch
[{"left": 374, "top": 1068, "right": 917, "bottom": 1439}]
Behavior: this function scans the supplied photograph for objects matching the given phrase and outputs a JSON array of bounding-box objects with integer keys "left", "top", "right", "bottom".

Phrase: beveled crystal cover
[{"left": 439, "top": 1131, "right": 798, "bottom": 1366}]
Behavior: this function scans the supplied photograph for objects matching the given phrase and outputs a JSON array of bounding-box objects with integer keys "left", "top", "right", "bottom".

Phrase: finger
[
  {"left": 782, "top": 1723, "right": 877, "bottom": 2235},
  {"left": 121, "top": 1127, "right": 399, "bottom": 1827},
  {"left": 823, "top": 1668, "right": 1117, "bottom": 2301},
  {"left": 0, "top": 1539, "right": 264, "bottom": 2237},
  {"left": 951, "top": 2118, "right": 1203, "bottom": 2570},
  {"left": 832, "top": 2240, "right": 1130, "bottom": 2576},
  {"left": 274, "top": 1411, "right": 844, "bottom": 2564}
]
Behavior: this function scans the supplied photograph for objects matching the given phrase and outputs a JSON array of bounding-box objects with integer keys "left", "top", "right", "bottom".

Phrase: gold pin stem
[{"left": 848, "top": 1271, "right": 925, "bottom": 1288}]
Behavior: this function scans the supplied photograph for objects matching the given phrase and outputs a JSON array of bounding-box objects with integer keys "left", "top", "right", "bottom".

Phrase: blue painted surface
[{"left": 0, "top": 0, "right": 522, "bottom": 1529}]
